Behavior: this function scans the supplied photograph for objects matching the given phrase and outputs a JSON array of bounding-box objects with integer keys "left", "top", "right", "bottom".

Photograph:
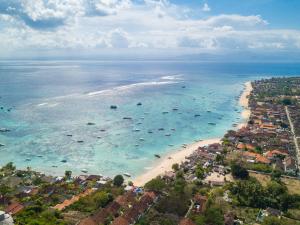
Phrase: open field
[{"left": 249, "top": 172, "right": 300, "bottom": 195}]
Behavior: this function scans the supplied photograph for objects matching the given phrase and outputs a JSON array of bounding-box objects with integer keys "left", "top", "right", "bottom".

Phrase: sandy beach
[
  {"left": 238, "top": 81, "right": 253, "bottom": 129},
  {"left": 133, "top": 81, "right": 253, "bottom": 186},
  {"left": 133, "top": 138, "right": 221, "bottom": 186}
]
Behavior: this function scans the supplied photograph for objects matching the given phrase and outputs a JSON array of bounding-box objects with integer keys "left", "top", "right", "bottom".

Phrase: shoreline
[
  {"left": 133, "top": 81, "right": 253, "bottom": 186},
  {"left": 237, "top": 81, "right": 253, "bottom": 129}
]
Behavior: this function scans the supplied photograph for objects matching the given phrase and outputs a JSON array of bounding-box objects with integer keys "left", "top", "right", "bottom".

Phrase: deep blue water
[{"left": 0, "top": 61, "right": 300, "bottom": 177}]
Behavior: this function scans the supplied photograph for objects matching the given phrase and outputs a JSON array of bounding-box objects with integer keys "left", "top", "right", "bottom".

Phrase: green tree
[
  {"left": 93, "top": 191, "right": 112, "bottom": 208},
  {"left": 263, "top": 216, "right": 282, "bottom": 225},
  {"left": 204, "top": 206, "right": 224, "bottom": 225},
  {"left": 282, "top": 98, "right": 292, "bottom": 105},
  {"left": 172, "top": 163, "right": 179, "bottom": 172},
  {"left": 2, "top": 162, "right": 15, "bottom": 171},
  {"left": 231, "top": 162, "right": 249, "bottom": 179},
  {"left": 195, "top": 164, "right": 205, "bottom": 179},
  {"left": 271, "top": 170, "right": 282, "bottom": 182},
  {"left": 255, "top": 146, "right": 263, "bottom": 154},
  {"left": 145, "top": 177, "right": 166, "bottom": 192},
  {"left": 64, "top": 170, "right": 72, "bottom": 180},
  {"left": 155, "top": 192, "right": 190, "bottom": 217},
  {"left": 229, "top": 178, "right": 266, "bottom": 208},
  {"left": 174, "top": 177, "right": 186, "bottom": 194},
  {"left": 215, "top": 154, "right": 224, "bottom": 164},
  {"left": 113, "top": 175, "right": 124, "bottom": 187},
  {"left": 0, "top": 185, "right": 12, "bottom": 196}
]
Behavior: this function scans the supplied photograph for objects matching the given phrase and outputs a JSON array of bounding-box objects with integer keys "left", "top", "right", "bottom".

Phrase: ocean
[{"left": 1, "top": 61, "right": 300, "bottom": 177}]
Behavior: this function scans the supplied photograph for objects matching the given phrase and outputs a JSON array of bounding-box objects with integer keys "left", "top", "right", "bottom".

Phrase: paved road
[{"left": 285, "top": 106, "right": 300, "bottom": 168}]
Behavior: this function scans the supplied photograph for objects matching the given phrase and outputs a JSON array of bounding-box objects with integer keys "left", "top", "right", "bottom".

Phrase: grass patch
[
  {"left": 282, "top": 177, "right": 300, "bottom": 195},
  {"left": 250, "top": 172, "right": 300, "bottom": 195},
  {"left": 249, "top": 172, "right": 271, "bottom": 187}
]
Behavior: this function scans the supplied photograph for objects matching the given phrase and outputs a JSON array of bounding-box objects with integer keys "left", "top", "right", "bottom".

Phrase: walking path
[{"left": 285, "top": 106, "right": 300, "bottom": 168}]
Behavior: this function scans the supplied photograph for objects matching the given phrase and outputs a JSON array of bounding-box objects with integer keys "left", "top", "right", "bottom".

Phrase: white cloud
[
  {"left": 86, "top": 0, "right": 131, "bottom": 16},
  {"left": 202, "top": 3, "right": 210, "bottom": 12},
  {"left": 0, "top": 0, "right": 299, "bottom": 58}
]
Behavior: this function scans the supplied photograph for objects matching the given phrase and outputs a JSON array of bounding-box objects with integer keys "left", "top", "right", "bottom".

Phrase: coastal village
[{"left": 2, "top": 77, "right": 300, "bottom": 225}]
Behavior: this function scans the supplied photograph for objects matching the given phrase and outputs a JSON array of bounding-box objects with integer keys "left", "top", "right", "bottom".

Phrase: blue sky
[{"left": 0, "top": 0, "right": 299, "bottom": 60}]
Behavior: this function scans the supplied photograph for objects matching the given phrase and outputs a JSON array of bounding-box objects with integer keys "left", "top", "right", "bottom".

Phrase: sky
[{"left": 0, "top": 0, "right": 300, "bottom": 60}]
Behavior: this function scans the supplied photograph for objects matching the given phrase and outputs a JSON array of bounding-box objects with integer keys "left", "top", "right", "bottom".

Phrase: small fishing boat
[
  {"left": 81, "top": 169, "right": 88, "bottom": 173},
  {"left": 137, "top": 102, "right": 142, "bottom": 106},
  {"left": 66, "top": 134, "right": 73, "bottom": 137},
  {"left": 0, "top": 143, "right": 5, "bottom": 147},
  {"left": 124, "top": 173, "right": 131, "bottom": 177},
  {"left": 154, "top": 154, "right": 161, "bottom": 158},
  {"left": 110, "top": 105, "right": 117, "bottom": 109},
  {"left": 162, "top": 111, "right": 169, "bottom": 114},
  {"left": 87, "top": 122, "right": 95, "bottom": 125},
  {"left": 123, "top": 117, "right": 132, "bottom": 120},
  {"left": 100, "top": 129, "right": 106, "bottom": 132},
  {"left": 172, "top": 108, "right": 178, "bottom": 111},
  {"left": 61, "top": 159, "right": 67, "bottom": 163},
  {"left": 0, "top": 128, "right": 10, "bottom": 132},
  {"left": 208, "top": 122, "right": 216, "bottom": 125},
  {"left": 194, "top": 114, "right": 201, "bottom": 117},
  {"left": 77, "top": 140, "right": 84, "bottom": 143},
  {"left": 158, "top": 128, "right": 164, "bottom": 131},
  {"left": 165, "top": 134, "right": 171, "bottom": 136},
  {"left": 148, "top": 130, "right": 153, "bottom": 133},
  {"left": 139, "top": 138, "right": 145, "bottom": 141},
  {"left": 133, "top": 129, "right": 141, "bottom": 132}
]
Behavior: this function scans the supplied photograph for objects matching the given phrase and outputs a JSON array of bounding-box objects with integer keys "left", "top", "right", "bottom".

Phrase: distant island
[{"left": 1, "top": 77, "right": 300, "bottom": 225}]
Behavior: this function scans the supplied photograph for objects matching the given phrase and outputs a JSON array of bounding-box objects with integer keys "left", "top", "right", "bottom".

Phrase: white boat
[
  {"left": 81, "top": 169, "right": 88, "bottom": 173},
  {"left": 0, "top": 128, "right": 10, "bottom": 132},
  {"left": 124, "top": 173, "right": 131, "bottom": 177}
]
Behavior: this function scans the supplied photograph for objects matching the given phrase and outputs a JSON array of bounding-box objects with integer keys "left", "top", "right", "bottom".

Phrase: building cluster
[
  {"left": 222, "top": 79, "right": 300, "bottom": 176},
  {"left": 79, "top": 189, "right": 157, "bottom": 225}
]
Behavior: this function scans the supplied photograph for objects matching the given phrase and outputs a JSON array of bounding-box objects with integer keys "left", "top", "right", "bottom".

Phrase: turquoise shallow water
[{"left": 1, "top": 61, "right": 300, "bottom": 177}]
